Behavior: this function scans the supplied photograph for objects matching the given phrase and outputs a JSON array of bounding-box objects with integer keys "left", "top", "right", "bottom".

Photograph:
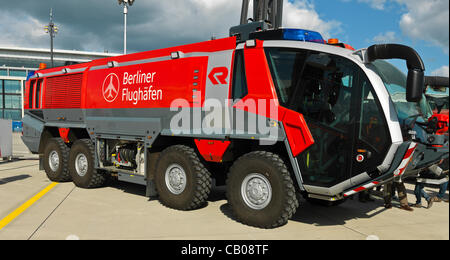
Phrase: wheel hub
[
  {"left": 241, "top": 173, "right": 272, "bottom": 210},
  {"left": 49, "top": 151, "right": 60, "bottom": 172},
  {"left": 165, "top": 164, "right": 187, "bottom": 195},
  {"left": 75, "top": 153, "right": 88, "bottom": 177}
]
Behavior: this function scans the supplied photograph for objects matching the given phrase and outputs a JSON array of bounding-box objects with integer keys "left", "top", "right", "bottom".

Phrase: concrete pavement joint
[{"left": 27, "top": 185, "right": 77, "bottom": 240}]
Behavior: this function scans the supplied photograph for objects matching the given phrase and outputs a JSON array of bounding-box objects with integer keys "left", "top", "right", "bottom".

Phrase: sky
[{"left": 0, "top": 0, "right": 448, "bottom": 77}]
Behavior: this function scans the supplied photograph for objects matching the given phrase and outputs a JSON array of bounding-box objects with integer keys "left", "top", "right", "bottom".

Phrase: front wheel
[{"left": 226, "top": 151, "right": 299, "bottom": 228}]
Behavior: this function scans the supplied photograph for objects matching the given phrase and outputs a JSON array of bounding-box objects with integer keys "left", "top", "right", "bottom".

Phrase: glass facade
[
  {"left": 0, "top": 47, "right": 119, "bottom": 125},
  {"left": 1, "top": 69, "right": 26, "bottom": 121},
  {"left": 9, "top": 70, "right": 28, "bottom": 77},
  {"left": 1, "top": 79, "right": 23, "bottom": 120},
  {"left": 4, "top": 80, "right": 21, "bottom": 94}
]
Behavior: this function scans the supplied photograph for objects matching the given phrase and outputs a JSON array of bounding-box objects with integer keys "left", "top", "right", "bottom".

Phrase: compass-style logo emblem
[{"left": 102, "top": 73, "right": 120, "bottom": 103}]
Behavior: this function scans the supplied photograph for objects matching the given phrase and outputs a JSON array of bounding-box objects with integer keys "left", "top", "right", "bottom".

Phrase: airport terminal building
[{"left": 0, "top": 46, "right": 119, "bottom": 127}]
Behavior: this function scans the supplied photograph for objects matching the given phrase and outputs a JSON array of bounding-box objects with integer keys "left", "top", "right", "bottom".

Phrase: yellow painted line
[{"left": 0, "top": 182, "right": 58, "bottom": 231}]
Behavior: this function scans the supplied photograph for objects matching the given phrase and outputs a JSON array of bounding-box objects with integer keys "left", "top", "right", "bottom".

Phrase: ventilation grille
[{"left": 45, "top": 73, "right": 83, "bottom": 108}]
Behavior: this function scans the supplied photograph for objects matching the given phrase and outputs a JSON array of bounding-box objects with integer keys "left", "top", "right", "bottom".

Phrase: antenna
[{"left": 231, "top": 0, "right": 284, "bottom": 42}]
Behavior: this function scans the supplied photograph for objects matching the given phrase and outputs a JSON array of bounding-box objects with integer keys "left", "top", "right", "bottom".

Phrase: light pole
[
  {"left": 44, "top": 8, "right": 59, "bottom": 68},
  {"left": 118, "top": 0, "right": 135, "bottom": 54}
]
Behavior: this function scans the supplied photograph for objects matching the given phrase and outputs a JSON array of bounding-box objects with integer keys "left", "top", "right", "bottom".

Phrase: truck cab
[{"left": 230, "top": 30, "right": 448, "bottom": 200}]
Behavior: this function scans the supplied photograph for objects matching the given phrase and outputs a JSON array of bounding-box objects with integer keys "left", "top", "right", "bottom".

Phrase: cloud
[
  {"left": 351, "top": 0, "right": 449, "bottom": 51},
  {"left": 283, "top": 1, "right": 342, "bottom": 39},
  {"left": 396, "top": 0, "right": 449, "bottom": 51},
  {"left": 0, "top": 10, "right": 47, "bottom": 48},
  {"left": 371, "top": 31, "right": 400, "bottom": 43},
  {"left": 0, "top": 0, "right": 341, "bottom": 53},
  {"left": 358, "top": 0, "right": 387, "bottom": 10},
  {"left": 431, "top": 66, "right": 449, "bottom": 77}
]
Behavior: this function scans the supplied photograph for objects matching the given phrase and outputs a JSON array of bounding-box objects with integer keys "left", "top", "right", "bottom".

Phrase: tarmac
[{"left": 0, "top": 133, "right": 448, "bottom": 240}]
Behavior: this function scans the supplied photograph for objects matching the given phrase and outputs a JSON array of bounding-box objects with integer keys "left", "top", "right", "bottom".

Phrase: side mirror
[{"left": 406, "top": 69, "right": 424, "bottom": 102}]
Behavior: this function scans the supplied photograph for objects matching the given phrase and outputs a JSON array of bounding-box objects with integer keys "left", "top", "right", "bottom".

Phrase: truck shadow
[
  {"left": 106, "top": 178, "right": 147, "bottom": 197},
  {"left": 104, "top": 180, "right": 430, "bottom": 228},
  {"left": 106, "top": 180, "right": 227, "bottom": 209},
  {"left": 218, "top": 192, "right": 395, "bottom": 227},
  {"left": 219, "top": 199, "right": 390, "bottom": 228},
  {"left": 290, "top": 197, "right": 389, "bottom": 226}
]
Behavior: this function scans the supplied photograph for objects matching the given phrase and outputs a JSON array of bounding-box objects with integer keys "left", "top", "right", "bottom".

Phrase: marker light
[
  {"left": 171, "top": 51, "right": 185, "bottom": 59},
  {"left": 328, "top": 38, "right": 339, "bottom": 44},
  {"left": 246, "top": 39, "right": 257, "bottom": 48}
]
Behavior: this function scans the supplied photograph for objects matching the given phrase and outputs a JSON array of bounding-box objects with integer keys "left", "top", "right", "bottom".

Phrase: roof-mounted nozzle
[{"left": 231, "top": 0, "right": 284, "bottom": 42}]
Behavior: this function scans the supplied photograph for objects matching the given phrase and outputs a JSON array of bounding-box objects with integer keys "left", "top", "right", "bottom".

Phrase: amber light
[
  {"left": 39, "top": 63, "right": 47, "bottom": 70},
  {"left": 328, "top": 38, "right": 339, "bottom": 44}
]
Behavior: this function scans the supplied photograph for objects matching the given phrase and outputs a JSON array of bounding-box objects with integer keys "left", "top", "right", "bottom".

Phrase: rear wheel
[
  {"left": 226, "top": 151, "right": 299, "bottom": 228},
  {"left": 43, "top": 138, "right": 71, "bottom": 182},
  {"left": 154, "top": 145, "right": 212, "bottom": 210},
  {"left": 68, "top": 139, "right": 106, "bottom": 188}
]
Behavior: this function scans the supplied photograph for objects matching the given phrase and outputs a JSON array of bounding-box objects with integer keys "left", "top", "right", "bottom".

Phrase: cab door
[
  {"left": 291, "top": 51, "right": 391, "bottom": 188},
  {"left": 292, "top": 51, "right": 359, "bottom": 188},
  {"left": 264, "top": 48, "right": 392, "bottom": 191},
  {"left": 351, "top": 73, "right": 391, "bottom": 180}
]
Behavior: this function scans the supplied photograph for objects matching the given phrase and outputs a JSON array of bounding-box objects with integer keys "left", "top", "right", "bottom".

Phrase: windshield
[{"left": 371, "top": 60, "right": 433, "bottom": 122}]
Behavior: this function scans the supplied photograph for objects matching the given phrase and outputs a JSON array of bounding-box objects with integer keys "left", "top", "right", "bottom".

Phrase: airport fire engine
[{"left": 22, "top": 0, "right": 449, "bottom": 228}]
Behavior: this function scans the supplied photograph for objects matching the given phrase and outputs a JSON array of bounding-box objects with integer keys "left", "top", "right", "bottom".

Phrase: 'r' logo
[{"left": 208, "top": 67, "right": 229, "bottom": 85}]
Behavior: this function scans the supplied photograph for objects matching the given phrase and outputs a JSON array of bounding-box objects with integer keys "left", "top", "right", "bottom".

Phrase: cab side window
[
  {"left": 35, "top": 79, "right": 43, "bottom": 109},
  {"left": 232, "top": 50, "right": 248, "bottom": 101},
  {"left": 359, "top": 79, "right": 390, "bottom": 154},
  {"left": 296, "top": 52, "right": 355, "bottom": 132},
  {"left": 28, "top": 80, "right": 35, "bottom": 109},
  {"left": 265, "top": 48, "right": 308, "bottom": 106}
]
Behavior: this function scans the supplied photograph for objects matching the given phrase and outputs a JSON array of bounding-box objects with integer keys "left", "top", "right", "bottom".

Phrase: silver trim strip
[
  {"left": 89, "top": 50, "right": 235, "bottom": 72},
  {"left": 29, "top": 67, "right": 87, "bottom": 79}
]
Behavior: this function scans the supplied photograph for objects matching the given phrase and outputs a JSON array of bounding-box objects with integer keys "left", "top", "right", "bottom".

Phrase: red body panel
[
  {"left": 33, "top": 37, "right": 237, "bottom": 110},
  {"left": 233, "top": 40, "right": 315, "bottom": 154},
  {"left": 194, "top": 139, "right": 231, "bottom": 162},
  {"left": 85, "top": 57, "right": 208, "bottom": 109},
  {"left": 27, "top": 36, "right": 314, "bottom": 161},
  {"left": 282, "top": 109, "right": 315, "bottom": 157}
]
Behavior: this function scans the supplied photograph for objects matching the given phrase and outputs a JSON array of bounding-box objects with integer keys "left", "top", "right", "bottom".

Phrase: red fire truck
[{"left": 22, "top": 0, "right": 448, "bottom": 228}]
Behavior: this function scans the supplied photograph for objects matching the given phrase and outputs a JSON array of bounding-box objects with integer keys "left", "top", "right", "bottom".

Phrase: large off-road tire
[
  {"left": 154, "top": 145, "right": 212, "bottom": 211},
  {"left": 226, "top": 151, "right": 299, "bottom": 228},
  {"left": 68, "top": 139, "right": 106, "bottom": 188},
  {"left": 43, "top": 138, "right": 71, "bottom": 182}
]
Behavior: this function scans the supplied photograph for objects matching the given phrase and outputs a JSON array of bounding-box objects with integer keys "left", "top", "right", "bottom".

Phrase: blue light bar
[
  {"left": 282, "top": 29, "right": 325, "bottom": 43},
  {"left": 26, "top": 71, "right": 36, "bottom": 81},
  {"left": 249, "top": 28, "right": 326, "bottom": 44}
]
